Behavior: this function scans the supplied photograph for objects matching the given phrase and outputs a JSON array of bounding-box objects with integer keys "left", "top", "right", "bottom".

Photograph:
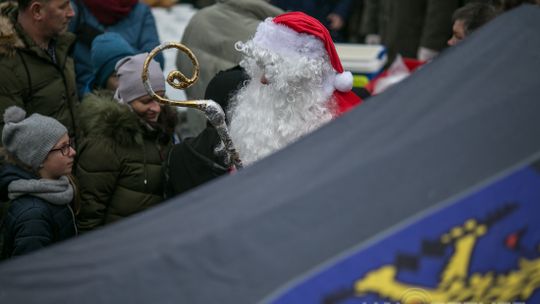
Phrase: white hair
[{"left": 228, "top": 40, "right": 337, "bottom": 165}]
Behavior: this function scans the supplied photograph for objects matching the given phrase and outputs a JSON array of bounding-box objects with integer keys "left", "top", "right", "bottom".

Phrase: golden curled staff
[{"left": 142, "top": 42, "right": 243, "bottom": 170}]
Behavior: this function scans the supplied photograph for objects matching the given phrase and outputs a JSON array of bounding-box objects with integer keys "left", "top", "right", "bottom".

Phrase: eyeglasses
[{"left": 49, "top": 138, "right": 75, "bottom": 156}]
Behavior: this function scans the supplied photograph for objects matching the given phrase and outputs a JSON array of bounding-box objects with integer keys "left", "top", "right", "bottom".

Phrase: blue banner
[{"left": 270, "top": 162, "right": 540, "bottom": 304}]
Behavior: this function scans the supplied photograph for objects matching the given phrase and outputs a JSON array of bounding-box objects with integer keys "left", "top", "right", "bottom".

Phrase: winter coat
[
  {"left": 0, "top": 2, "right": 79, "bottom": 142},
  {"left": 0, "top": 165, "right": 77, "bottom": 259},
  {"left": 68, "top": 1, "right": 164, "bottom": 97},
  {"left": 165, "top": 126, "right": 228, "bottom": 198},
  {"left": 271, "top": 0, "right": 353, "bottom": 20},
  {"left": 177, "top": 0, "right": 283, "bottom": 99},
  {"left": 270, "top": 0, "right": 353, "bottom": 41},
  {"left": 361, "top": 0, "right": 461, "bottom": 60},
  {"left": 164, "top": 66, "right": 243, "bottom": 197},
  {"left": 75, "top": 93, "right": 172, "bottom": 232}
]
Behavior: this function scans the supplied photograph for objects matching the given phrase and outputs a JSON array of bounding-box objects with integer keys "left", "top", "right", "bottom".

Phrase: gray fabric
[
  {"left": 0, "top": 5, "right": 539, "bottom": 304},
  {"left": 114, "top": 53, "right": 165, "bottom": 103},
  {"left": 8, "top": 175, "right": 73, "bottom": 206},
  {"left": 2, "top": 107, "right": 67, "bottom": 171}
]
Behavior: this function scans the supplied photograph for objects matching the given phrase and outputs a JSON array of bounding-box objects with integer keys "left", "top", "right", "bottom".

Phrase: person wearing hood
[
  {"left": 82, "top": 32, "right": 180, "bottom": 142},
  {"left": 75, "top": 53, "right": 174, "bottom": 232},
  {"left": 68, "top": 0, "right": 164, "bottom": 97},
  {"left": 84, "top": 31, "right": 136, "bottom": 94},
  {"left": 0, "top": 106, "right": 78, "bottom": 259}
]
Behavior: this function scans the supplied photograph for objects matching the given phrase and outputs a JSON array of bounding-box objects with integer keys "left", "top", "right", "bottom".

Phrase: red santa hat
[{"left": 251, "top": 11, "right": 361, "bottom": 114}]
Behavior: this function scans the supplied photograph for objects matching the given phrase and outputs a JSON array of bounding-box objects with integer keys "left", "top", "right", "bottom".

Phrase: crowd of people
[{"left": 0, "top": 0, "right": 537, "bottom": 259}]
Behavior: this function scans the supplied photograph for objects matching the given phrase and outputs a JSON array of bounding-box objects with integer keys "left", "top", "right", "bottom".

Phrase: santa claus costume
[{"left": 228, "top": 12, "right": 362, "bottom": 165}]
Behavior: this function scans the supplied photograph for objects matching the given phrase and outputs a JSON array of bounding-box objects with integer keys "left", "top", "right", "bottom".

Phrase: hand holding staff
[{"left": 142, "top": 42, "right": 243, "bottom": 169}]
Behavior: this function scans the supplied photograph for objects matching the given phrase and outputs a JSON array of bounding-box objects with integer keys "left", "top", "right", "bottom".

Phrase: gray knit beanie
[
  {"left": 114, "top": 53, "right": 165, "bottom": 103},
  {"left": 2, "top": 106, "right": 68, "bottom": 171}
]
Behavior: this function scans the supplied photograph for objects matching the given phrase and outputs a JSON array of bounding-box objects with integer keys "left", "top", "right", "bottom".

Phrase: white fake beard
[{"left": 228, "top": 41, "right": 336, "bottom": 166}]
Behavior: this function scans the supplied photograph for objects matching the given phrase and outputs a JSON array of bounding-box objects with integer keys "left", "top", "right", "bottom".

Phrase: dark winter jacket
[
  {"left": 68, "top": 1, "right": 164, "bottom": 97},
  {"left": 361, "top": 0, "right": 461, "bottom": 60},
  {"left": 165, "top": 126, "right": 228, "bottom": 198},
  {"left": 270, "top": 0, "right": 353, "bottom": 41},
  {"left": 271, "top": 0, "right": 353, "bottom": 21},
  {"left": 0, "top": 165, "right": 77, "bottom": 259},
  {"left": 75, "top": 93, "right": 172, "bottom": 232},
  {"left": 163, "top": 67, "right": 241, "bottom": 197},
  {"left": 0, "top": 2, "right": 79, "bottom": 141}
]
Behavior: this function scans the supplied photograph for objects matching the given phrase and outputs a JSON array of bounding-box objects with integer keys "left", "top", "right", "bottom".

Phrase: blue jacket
[
  {"left": 0, "top": 165, "right": 77, "bottom": 259},
  {"left": 68, "top": 1, "right": 164, "bottom": 97}
]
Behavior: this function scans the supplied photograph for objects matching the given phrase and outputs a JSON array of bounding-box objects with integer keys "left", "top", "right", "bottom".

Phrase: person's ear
[{"left": 30, "top": 1, "right": 45, "bottom": 21}]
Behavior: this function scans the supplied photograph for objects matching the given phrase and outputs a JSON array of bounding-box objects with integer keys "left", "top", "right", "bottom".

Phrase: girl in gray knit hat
[{"left": 0, "top": 106, "right": 78, "bottom": 259}]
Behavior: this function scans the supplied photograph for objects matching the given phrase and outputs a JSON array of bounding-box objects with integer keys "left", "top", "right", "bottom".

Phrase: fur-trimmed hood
[
  {"left": 79, "top": 92, "right": 148, "bottom": 147},
  {"left": 78, "top": 92, "right": 176, "bottom": 147},
  {"left": 0, "top": 2, "right": 24, "bottom": 56}
]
